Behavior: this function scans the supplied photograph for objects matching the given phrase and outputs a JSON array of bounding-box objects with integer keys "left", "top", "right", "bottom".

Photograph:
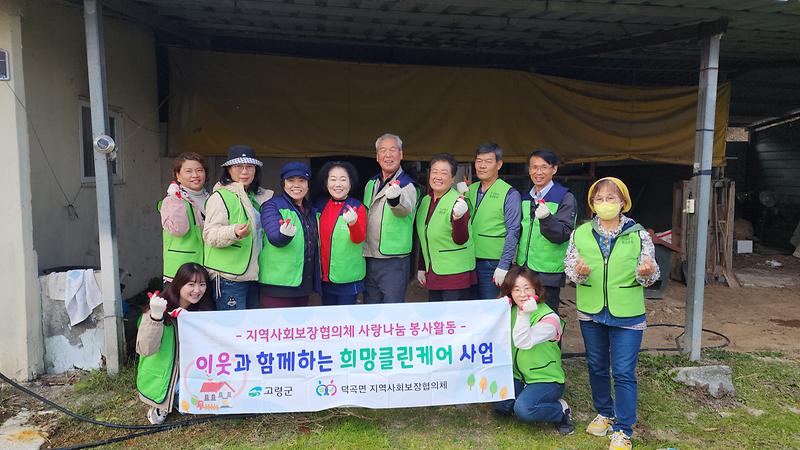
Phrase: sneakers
[
  {"left": 608, "top": 431, "right": 632, "bottom": 450},
  {"left": 586, "top": 414, "right": 615, "bottom": 436},
  {"left": 556, "top": 399, "right": 574, "bottom": 435},
  {"left": 146, "top": 406, "right": 168, "bottom": 425}
]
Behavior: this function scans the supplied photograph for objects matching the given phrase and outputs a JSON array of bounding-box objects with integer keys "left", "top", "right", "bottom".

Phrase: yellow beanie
[{"left": 587, "top": 177, "right": 632, "bottom": 213}]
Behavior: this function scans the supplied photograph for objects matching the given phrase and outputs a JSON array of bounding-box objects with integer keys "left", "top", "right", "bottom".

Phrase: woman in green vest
[
  {"left": 494, "top": 265, "right": 574, "bottom": 435},
  {"left": 258, "top": 162, "right": 321, "bottom": 308},
  {"left": 315, "top": 161, "right": 367, "bottom": 305},
  {"left": 416, "top": 153, "right": 476, "bottom": 301},
  {"left": 203, "top": 145, "right": 273, "bottom": 310},
  {"left": 159, "top": 152, "right": 209, "bottom": 285},
  {"left": 564, "top": 177, "right": 659, "bottom": 450},
  {"left": 136, "top": 263, "right": 214, "bottom": 424}
]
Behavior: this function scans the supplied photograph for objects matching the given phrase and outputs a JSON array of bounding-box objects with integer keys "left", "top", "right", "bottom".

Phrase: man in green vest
[
  {"left": 456, "top": 143, "right": 520, "bottom": 299},
  {"left": 363, "top": 133, "right": 418, "bottom": 303},
  {"left": 517, "top": 150, "right": 577, "bottom": 314}
]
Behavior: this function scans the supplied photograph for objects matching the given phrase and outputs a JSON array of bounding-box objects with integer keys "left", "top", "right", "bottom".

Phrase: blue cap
[{"left": 280, "top": 162, "right": 311, "bottom": 181}]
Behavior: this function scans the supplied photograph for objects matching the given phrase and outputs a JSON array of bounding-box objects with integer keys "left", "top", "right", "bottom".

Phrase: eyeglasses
[
  {"left": 377, "top": 147, "right": 401, "bottom": 156},
  {"left": 593, "top": 195, "right": 621, "bottom": 203},
  {"left": 230, "top": 164, "right": 256, "bottom": 172},
  {"left": 529, "top": 164, "right": 552, "bottom": 173}
]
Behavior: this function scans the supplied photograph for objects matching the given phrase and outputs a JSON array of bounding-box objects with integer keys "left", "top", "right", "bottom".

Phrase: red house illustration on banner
[{"left": 199, "top": 381, "right": 235, "bottom": 408}]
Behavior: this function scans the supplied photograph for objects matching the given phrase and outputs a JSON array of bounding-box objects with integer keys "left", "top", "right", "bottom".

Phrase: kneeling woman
[
  {"left": 494, "top": 265, "right": 574, "bottom": 435},
  {"left": 136, "top": 263, "right": 214, "bottom": 424}
]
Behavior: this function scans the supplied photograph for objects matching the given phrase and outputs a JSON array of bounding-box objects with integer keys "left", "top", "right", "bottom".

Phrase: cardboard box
[{"left": 735, "top": 240, "right": 753, "bottom": 254}]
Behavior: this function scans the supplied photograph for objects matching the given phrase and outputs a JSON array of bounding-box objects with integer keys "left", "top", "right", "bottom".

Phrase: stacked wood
[{"left": 671, "top": 179, "right": 739, "bottom": 287}]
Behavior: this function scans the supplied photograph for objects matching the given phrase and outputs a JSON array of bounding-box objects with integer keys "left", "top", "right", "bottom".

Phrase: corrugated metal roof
[{"left": 66, "top": 0, "right": 800, "bottom": 122}]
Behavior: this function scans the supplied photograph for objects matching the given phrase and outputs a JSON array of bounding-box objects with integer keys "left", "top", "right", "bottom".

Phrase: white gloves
[
  {"left": 384, "top": 180, "right": 402, "bottom": 199},
  {"left": 452, "top": 197, "right": 468, "bottom": 220},
  {"left": 456, "top": 181, "right": 469, "bottom": 195},
  {"left": 493, "top": 267, "right": 508, "bottom": 287},
  {"left": 519, "top": 295, "right": 539, "bottom": 313},
  {"left": 167, "top": 181, "right": 182, "bottom": 200},
  {"left": 534, "top": 201, "right": 551, "bottom": 220},
  {"left": 417, "top": 270, "right": 426, "bottom": 286},
  {"left": 279, "top": 218, "right": 297, "bottom": 237},
  {"left": 149, "top": 293, "right": 167, "bottom": 321},
  {"left": 342, "top": 205, "right": 358, "bottom": 225}
]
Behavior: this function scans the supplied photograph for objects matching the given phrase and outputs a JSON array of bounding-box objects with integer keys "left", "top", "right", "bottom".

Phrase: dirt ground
[
  {"left": 2, "top": 253, "right": 799, "bottom": 448},
  {"left": 371, "top": 252, "right": 800, "bottom": 358}
]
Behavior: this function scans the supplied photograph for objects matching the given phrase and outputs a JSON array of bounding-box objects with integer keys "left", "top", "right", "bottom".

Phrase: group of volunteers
[{"left": 137, "top": 133, "right": 659, "bottom": 450}]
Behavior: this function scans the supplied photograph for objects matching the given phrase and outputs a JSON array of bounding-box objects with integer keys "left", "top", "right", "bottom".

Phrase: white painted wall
[
  {"left": 0, "top": 5, "right": 44, "bottom": 380},
  {"left": 23, "top": 1, "right": 161, "bottom": 297}
]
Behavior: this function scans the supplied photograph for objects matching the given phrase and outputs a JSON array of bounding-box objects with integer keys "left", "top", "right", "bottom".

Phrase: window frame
[{"left": 79, "top": 99, "right": 124, "bottom": 184}]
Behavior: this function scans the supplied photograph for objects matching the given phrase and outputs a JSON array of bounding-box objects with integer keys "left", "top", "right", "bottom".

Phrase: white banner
[{"left": 177, "top": 299, "right": 513, "bottom": 413}]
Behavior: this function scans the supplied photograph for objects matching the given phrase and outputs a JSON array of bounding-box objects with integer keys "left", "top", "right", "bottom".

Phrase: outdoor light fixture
[
  {"left": 0, "top": 49, "right": 9, "bottom": 81},
  {"left": 93, "top": 134, "right": 116, "bottom": 154}
]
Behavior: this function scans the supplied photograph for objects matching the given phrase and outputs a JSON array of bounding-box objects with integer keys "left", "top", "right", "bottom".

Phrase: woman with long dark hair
[{"left": 136, "top": 263, "right": 214, "bottom": 424}]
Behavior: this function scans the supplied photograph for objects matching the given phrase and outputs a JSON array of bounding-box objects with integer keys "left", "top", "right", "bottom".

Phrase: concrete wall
[
  {"left": 0, "top": 4, "right": 44, "bottom": 380},
  {"left": 23, "top": 0, "right": 161, "bottom": 296}
]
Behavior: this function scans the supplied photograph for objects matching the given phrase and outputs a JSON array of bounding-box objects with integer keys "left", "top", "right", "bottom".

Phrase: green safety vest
[
  {"left": 258, "top": 209, "right": 304, "bottom": 287},
  {"left": 363, "top": 178, "right": 415, "bottom": 256},
  {"left": 158, "top": 199, "right": 203, "bottom": 279},
  {"left": 319, "top": 212, "right": 366, "bottom": 284},
  {"left": 511, "top": 303, "right": 565, "bottom": 384},
  {"left": 517, "top": 193, "right": 572, "bottom": 273},
  {"left": 466, "top": 179, "right": 512, "bottom": 260},
  {"left": 203, "top": 189, "right": 255, "bottom": 276},
  {"left": 416, "top": 189, "right": 476, "bottom": 275},
  {"left": 136, "top": 319, "right": 176, "bottom": 405},
  {"left": 573, "top": 222, "right": 646, "bottom": 318}
]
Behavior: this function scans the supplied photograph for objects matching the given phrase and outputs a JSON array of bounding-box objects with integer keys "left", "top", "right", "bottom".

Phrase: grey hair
[
  {"left": 475, "top": 142, "right": 503, "bottom": 161},
  {"left": 375, "top": 133, "right": 403, "bottom": 151}
]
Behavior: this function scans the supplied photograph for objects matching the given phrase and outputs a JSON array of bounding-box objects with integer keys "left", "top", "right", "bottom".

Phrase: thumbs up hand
[{"left": 452, "top": 196, "right": 468, "bottom": 220}]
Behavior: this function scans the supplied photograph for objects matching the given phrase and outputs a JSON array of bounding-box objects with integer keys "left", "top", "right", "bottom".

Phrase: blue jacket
[{"left": 260, "top": 193, "right": 321, "bottom": 296}]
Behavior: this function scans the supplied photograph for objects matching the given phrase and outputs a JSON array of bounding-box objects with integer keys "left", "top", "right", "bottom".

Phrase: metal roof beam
[
  {"left": 100, "top": 0, "right": 207, "bottom": 47},
  {"left": 440, "top": 0, "right": 800, "bottom": 30},
  {"left": 533, "top": 18, "right": 729, "bottom": 63}
]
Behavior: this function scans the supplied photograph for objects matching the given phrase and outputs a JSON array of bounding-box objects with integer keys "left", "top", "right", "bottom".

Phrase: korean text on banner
[{"left": 177, "top": 299, "right": 513, "bottom": 414}]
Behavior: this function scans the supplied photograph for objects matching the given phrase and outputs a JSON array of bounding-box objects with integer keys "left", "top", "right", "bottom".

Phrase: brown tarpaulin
[{"left": 168, "top": 48, "right": 729, "bottom": 165}]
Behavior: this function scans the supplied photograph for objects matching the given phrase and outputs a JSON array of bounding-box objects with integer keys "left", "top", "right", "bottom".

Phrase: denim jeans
[
  {"left": 494, "top": 379, "right": 565, "bottom": 423},
  {"left": 321, "top": 293, "right": 358, "bottom": 305},
  {"left": 544, "top": 286, "right": 561, "bottom": 315},
  {"left": 475, "top": 259, "right": 500, "bottom": 300},
  {"left": 215, "top": 278, "right": 258, "bottom": 310},
  {"left": 579, "top": 319, "right": 643, "bottom": 437}
]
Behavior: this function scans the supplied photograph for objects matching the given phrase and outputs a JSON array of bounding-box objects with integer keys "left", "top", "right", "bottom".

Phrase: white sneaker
[{"left": 146, "top": 406, "right": 168, "bottom": 425}]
